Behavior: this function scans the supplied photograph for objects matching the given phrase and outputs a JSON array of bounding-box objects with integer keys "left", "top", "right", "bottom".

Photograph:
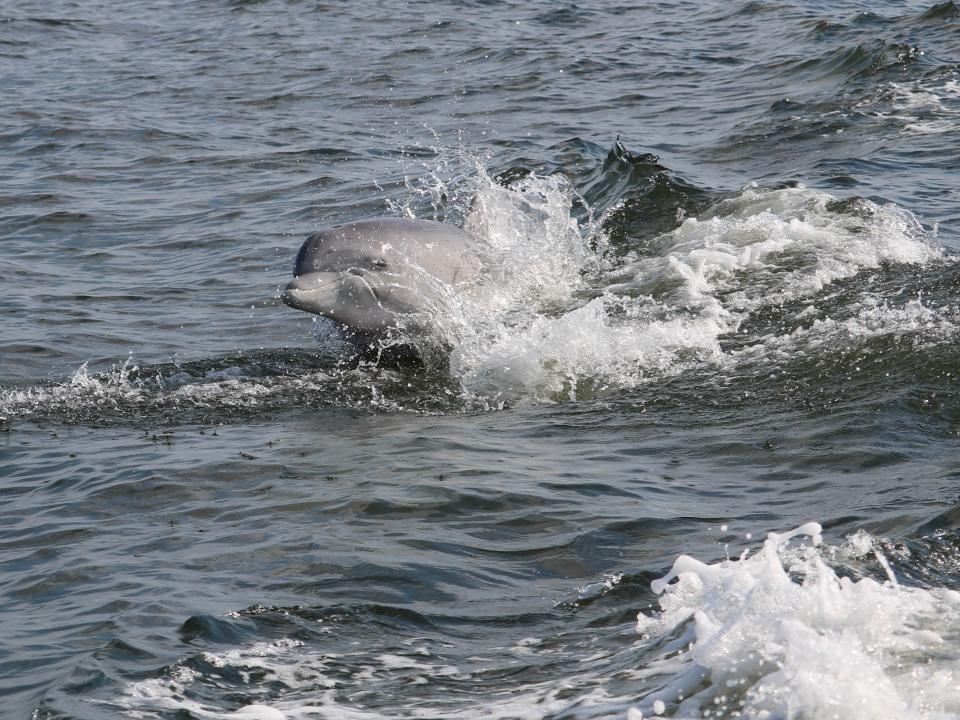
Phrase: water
[{"left": 2, "top": 0, "right": 960, "bottom": 718}]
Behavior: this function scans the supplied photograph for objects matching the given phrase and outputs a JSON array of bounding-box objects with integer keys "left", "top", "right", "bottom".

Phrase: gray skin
[{"left": 282, "top": 218, "right": 482, "bottom": 336}]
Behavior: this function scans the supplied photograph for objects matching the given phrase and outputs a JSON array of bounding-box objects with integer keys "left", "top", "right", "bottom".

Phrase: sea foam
[
  {"left": 448, "top": 172, "right": 948, "bottom": 405},
  {"left": 631, "top": 525, "right": 960, "bottom": 719},
  {"left": 102, "top": 524, "right": 960, "bottom": 720}
]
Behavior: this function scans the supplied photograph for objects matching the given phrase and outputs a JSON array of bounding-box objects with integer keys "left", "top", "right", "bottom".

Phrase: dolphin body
[{"left": 282, "top": 217, "right": 482, "bottom": 353}]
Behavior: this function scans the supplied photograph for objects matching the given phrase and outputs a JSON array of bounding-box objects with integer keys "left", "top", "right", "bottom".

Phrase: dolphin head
[{"left": 282, "top": 218, "right": 481, "bottom": 336}]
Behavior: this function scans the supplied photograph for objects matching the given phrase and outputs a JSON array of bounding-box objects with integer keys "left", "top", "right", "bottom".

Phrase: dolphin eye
[{"left": 371, "top": 258, "right": 387, "bottom": 270}]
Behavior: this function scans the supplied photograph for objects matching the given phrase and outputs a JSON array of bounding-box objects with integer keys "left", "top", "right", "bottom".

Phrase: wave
[
  {"left": 450, "top": 167, "right": 952, "bottom": 405},
  {"left": 632, "top": 524, "right": 960, "bottom": 719},
  {"left": 72, "top": 522, "right": 960, "bottom": 719},
  {"left": 0, "top": 350, "right": 467, "bottom": 426},
  {"left": 2, "top": 144, "right": 955, "bottom": 424}
]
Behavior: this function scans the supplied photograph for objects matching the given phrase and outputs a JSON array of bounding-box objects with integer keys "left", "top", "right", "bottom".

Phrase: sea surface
[{"left": 3, "top": 1, "right": 960, "bottom": 718}]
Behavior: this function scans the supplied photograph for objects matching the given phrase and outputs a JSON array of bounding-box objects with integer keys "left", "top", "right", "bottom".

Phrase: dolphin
[{"left": 282, "top": 217, "right": 482, "bottom": 342}]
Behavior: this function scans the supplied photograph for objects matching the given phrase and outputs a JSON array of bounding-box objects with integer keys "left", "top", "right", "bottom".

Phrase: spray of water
[
  {"left": 0, "top": 146, "right": 952, "bottom": 421},
  {"left": 631, "top": 525, "right": 960, "bottom": 719},
  {"left": 438, "top": 163, "right": 946, "bottom": 406}
]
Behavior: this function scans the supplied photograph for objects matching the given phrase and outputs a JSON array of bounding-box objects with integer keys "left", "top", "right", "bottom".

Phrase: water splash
[
  {"left": 444, "top": 169, "right": 948, "bottom": 405},
  {"left": 2, "top": 148, "right": 954, "bottom": 422},
  {"left": 632, "top": 525, "right": 960, "bottom": 719},
  {"left": 88, "top": 523, "right": 960, "bottom": 720}
]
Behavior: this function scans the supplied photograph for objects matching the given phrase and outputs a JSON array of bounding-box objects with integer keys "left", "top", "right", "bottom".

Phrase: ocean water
[{"left": 2, "top": 0, "right": 960, "bottom": 718}]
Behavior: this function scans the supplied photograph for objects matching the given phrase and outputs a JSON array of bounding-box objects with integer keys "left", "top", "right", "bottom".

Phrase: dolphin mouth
[
  {"left": 282, "top": 271, "right": 388, "bottom": 327},
  {"left": 281, "top": 272, "right": 343, "bottom": 314}
]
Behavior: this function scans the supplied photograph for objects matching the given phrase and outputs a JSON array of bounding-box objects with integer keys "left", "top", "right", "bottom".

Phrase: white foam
[
  {"left": 0, "top": 353, "right": 429, "bottom": 421},
  {"left": 107, "top": 641, "right": 616, "bottom": 720},
  {"left": 736, "top": 295, "right": 958, "bottom": 366},
  {"left": 634, "top": 525, "right": 960, "bottom": 719},
  {"left": 614, "top": 187, "right": 941, "bottom": 348},
  {"left": 445, "top": 175, "right": 948, "bottom": 405},
  {"left": 0, "top": 359, "right": 147, "bottom": 419},
  {"left": 861, "top": 76, "right": 960, "bottom": 135}
]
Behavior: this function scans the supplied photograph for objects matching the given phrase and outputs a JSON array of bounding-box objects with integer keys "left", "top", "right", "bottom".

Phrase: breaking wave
[
  {"left": 632, "top": 524, "right": 960, "bottom": 719},
  {"left": 83, "top": 522, "right": 960, "bottom": 720}
]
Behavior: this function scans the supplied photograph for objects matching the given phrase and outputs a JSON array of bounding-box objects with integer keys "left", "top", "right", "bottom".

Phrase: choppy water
[{"left": 3, "top": 0, "right": 960, "bottom": 718}]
